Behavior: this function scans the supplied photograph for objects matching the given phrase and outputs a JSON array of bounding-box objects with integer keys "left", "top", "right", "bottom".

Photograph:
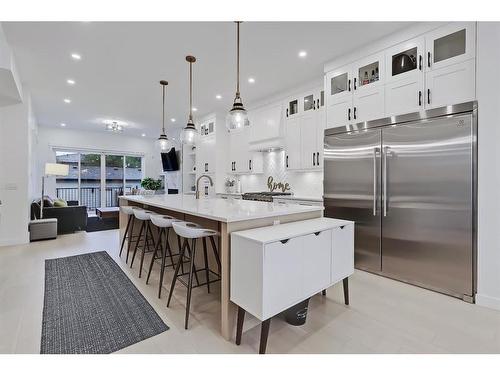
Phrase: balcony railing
[{"left": 56, "top": 186, "right": 133, "bottom": 211}]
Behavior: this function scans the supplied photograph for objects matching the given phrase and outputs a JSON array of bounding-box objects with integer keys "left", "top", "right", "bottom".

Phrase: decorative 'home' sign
[{"left": 267, "top": 176, "right": 291, "bottom": 193}]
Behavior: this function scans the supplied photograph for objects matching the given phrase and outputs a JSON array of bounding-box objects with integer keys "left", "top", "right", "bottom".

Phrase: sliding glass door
[{"left": 54, "top": 149, "right": 143, "bottom": 213}]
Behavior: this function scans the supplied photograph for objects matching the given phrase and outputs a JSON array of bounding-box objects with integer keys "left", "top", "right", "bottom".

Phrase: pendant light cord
[
  {"left": 162, "top": 84, "right": 166, "bottom": 134},
  {"left": 236, "top": 21, "right": 241, "bottom": 98},
  {"left": 189, "top": 60, "right": 193, "bottom": 121}
]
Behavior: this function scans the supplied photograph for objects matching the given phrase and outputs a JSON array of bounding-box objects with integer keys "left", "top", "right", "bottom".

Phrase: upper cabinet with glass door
[
  {"left": 285, "top": 96, "right": 300, "bottom": 119},
  {"left": 326, "top": 64, "right": 353, "bottom": 128},
  {"left": 352, "top": 52, "right": 385, "bottom": 92},
  {"left": 426, "top": 22, "right": 476, "bottom": 71}
]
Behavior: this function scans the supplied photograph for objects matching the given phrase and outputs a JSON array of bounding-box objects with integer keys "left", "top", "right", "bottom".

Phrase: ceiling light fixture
[
  {"left": 216, "top": 94, "right": 222, "bottom": 100},
  {"left": 298, "top": 51, "right": 307, "bottom": 58},
  {"left": 106, "top": 121, "right": 123, "bottom": 132},
  {"left": 141, "top": 133, "right": 146, "bottom": 137},
  {"left": 170, "top": 118, "right": 176, "bottom": 123},
  {"left": 247, "top": 77, "right": 255, "bottom": 84},
  {"left": 192, "top": 107, "right": 198, "bottom": 112},
  {"left": 157, "top": 80, "right": 171, "bottom": 151},
  {"left": 60, "top": 123, "right": 66, "bottom": 127},
  {"left": 63, "top": 98, "right": 71, "bottom": 103},
  {"left": 180, "top": 55, "right": 198, "bottom": 145},
  {"left": 71, "top": 53, "right": 81, "bottom": 60},
  {"left": 67, "top": 79, "right": 75, "bottom": 85},
  {"left": 227, "top": 21, "right": 250, "bottom": 132}
]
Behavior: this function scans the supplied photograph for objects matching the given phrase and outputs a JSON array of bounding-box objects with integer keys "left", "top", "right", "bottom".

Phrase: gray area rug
[{"left": 41, "top": 251, "right": 168, "bottom": 354}]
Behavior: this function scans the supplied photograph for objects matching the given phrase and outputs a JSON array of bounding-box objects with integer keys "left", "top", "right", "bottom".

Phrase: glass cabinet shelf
[{"left": 358, "top": 61, "right": 380, "bottom": 87}]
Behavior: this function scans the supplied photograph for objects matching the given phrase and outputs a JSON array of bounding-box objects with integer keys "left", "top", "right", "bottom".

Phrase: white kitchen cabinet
[
  {"left": 352, "top": 84, "right": 385, "bottom": 123},
  {"left": 285, "top": 95, "right": 301, "bottom": 120},
  {"left": 299, "top": 111, "right": 317, "bottom": 169},
  {"left": 425, "top": 59, "right": 475, "bottom": 109},
  {"left": 331, "top": 224, "right": 354, "bottom": 284},
  {"left": 196, "top": 134, "right": 216, "bottom": 175},
  {"left": 228, "top": 127, "right": 264, "bottom": 174},
  {"left": 248, "top": 103, "right": 283, "bottom": 145},
  {"left": 230, "top": 218, "right": 354, "bottom": 321},
  {"left": 425, "top": 22, "right": 476, "bottom": 72},
  {"left": 385, "top": 75, "right": 424, "bottom": 116},
  {"left": 353, "top": 52, "right": 384, "bottom": 92},
  {"left": 284, "top": 116, "right": 301, "bottom": 170},
  {"left": 326, "top": 64, "right": 353, "bottom": 128}
]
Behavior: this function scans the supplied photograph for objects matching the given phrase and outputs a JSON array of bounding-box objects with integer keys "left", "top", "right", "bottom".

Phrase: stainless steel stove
[{"left": 241, "top": 192, "right": 292, "bottom": 202}]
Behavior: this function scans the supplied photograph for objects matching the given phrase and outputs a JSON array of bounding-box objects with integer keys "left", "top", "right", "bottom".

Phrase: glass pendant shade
[
  {"left": 157, "top": 133, "right": 171, "bottom": 151},
  {"left": 181, "top": 55, "right": 198, "bottom": 145},
  {"left": 157, "top": 80, "right": 171, "bottom": 151},
  {"left": 226, "top": 98, "right": 249, "bottom": 131},
  {"left": 180, "top": 122, "right": 198, "bottom": 145}
]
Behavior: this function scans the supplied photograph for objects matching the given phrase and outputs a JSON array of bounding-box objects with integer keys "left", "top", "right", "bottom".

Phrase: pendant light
[
  {"left": 180, "top": 55, "right": 198, "bottom": 145},
  {"left": 226, "top": 21, "right": 249, "bottom": 131},
  {"left": 157, "top": 80, "right": 171, "bottom": 151}
]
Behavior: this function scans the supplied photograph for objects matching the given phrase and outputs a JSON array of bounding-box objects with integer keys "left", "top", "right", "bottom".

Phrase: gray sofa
[{"left": 31, "top": 198, "right": 88, "bottom": 234}]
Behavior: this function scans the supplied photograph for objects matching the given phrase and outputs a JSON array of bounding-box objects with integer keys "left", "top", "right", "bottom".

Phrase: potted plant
[{"left": 140, "top": 177, "right": 162, "bottom": 195}]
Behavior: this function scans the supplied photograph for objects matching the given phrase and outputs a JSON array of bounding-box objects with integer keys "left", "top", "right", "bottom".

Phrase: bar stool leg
[
  {"left": 236, "top": 306, "right": 245, "bottom": 345},
  {"left": 343, "top": 277, "right": 349, "bottom": 305},
  {"left": 126, "top": 216, "right": 135, "bottom": 264},
  {"left": 167, "top": 239, "right": 188, "bottom": 308},
  {"left": 165, "top": 229, "right": 175, "bottom": 268},
  {"left": 119, "top": 215, "right": 132, "bottom": 257},
  {"left": 146, "top": 227, "right": 163, "bottom": 284},
  {"left": 138, "top": 221, "right": 151, "bottom": 278},
  {"left": 185, "top": 238, "right": 197, "bottom": 329},
  {"left": 209, "top": 236, "right": 222, "bottom": 275},
  {"left": 259, "top": 319, "right": 271, "bottom": 354},
  {"left": 185, "top": 240, "right": 200, "bottom": 286},
  {"left": 177, "top": 235, "right": 185, "bottom": 274},
  {"left": 158, "top": 228, "right": 169, "bottom": 298},
  {"left": 130, "top": 221, "right": 144, "bottom": 268},
  {"left": 202, "top": 237, "right": 211, "bottom": 293}
]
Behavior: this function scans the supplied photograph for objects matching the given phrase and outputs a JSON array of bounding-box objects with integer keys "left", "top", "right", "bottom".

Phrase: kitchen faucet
[{"left": 195, "top": 174, "right": 213, "bottom": 199}]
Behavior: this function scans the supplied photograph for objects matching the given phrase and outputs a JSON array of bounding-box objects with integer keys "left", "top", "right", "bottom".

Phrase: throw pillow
[{"left": 53, "top": 199, "right": 68, "bottom": 207}]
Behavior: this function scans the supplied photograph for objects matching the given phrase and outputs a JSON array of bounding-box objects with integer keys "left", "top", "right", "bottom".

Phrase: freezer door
[
  {"left": 324, "top": 129, "right": 382, "bottom": 272},
  {"left": 381, "top": 113, "right": 474, "bottom": 298}
]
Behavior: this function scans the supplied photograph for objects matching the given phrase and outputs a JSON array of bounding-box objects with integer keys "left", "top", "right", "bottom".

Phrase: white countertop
[
  {"left": 273, "top": 195, "right": 323, "bottom": 202},
  {"left": 231, "top": 217, "right": 353, "bottom": 244},
  {"left": 120, "top": 194, "right": 323, "bottom": 223}
]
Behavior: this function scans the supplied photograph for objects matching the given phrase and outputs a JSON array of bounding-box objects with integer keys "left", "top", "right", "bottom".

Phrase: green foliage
[{"left": 141, "top": 177, "right": 162, "bottom": 191}]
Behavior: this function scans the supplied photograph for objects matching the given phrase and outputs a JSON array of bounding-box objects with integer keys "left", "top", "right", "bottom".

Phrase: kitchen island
[{"left": 119, "top": 194, "right": 323, "bottom": 340}]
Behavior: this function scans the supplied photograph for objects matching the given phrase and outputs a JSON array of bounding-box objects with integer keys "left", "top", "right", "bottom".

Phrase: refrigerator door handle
[
  {"left": 383, "top": 146, "right": 390, "bottom": 217},
  {"left": 373, "top": 147, "right": 379, "bottom": 216}
]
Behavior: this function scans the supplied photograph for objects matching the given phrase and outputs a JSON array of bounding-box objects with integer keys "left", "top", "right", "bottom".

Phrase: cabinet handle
[
  {"left": 353, "top": 107, "right": 357, "bottom": 120},
  {"left": 348, "top": 79, "right": 351, "bottom": 92},
  {"left": 286, "top": 155, "right": 289, "bottom": 168},
  {"left": 418, "top": 90, "right": 422, "bottom": 106},
  {"left": 249, "top": 159, "right": 252, "bottom": 170},
  {"left": 316, "top": 152, "right": 320, "bottom": 166},
  {"left": 427, "top": 51, "right": 431, "bottom": 68},
  {"left": 348, "top": 108, "right": 351, "bottom": 121},
  {"left": 312, "top": 153, "right": 316, "bottom": 166},
  {"left": 340, "top": 225, "right": 345, "bottom": 229},
  {"left": 354, "top": 77, "right": 357, "bottom": 90},
  {"left": 280, "top": 239, "right": 290, "bottom": 244},
  {"left": 286, "top": 108, "right": 289, "bottom": 117},
  {"left": 314, "top": 231, "right": 321, "bottom": 236},
  {"left": 419, "top": 55, "right": 422, "bottom": 70},
  {"left": 427, "top": 89, "right": 431, "bottom": 105}
]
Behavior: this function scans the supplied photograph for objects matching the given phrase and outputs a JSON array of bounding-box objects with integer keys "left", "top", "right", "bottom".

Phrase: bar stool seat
[
  {"left": 130, "top": 208, "right": 156, "bottom": 278},
  {"left": 167, "top": 221, "right": 222, "bottom": 329},
  {"left": 146, "top": 214, "right": 189, "bottom": 298},
  {"left": 119, "top": 206, "right": 144, "bottom": 262}
]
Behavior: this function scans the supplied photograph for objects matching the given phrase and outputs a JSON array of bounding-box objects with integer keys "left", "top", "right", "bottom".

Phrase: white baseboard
[{"left": 476, "top": 293, "right": 500, "bottom": 311}]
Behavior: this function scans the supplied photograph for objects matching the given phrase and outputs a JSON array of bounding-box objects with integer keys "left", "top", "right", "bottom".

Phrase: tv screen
[{"left": 161, "top": 148, "right": 179, "bottom": 171}]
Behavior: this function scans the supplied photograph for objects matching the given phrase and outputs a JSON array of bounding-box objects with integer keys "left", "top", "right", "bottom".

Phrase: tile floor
[{"left": 1, "top": 229, "right": 500, "bottom": 354}]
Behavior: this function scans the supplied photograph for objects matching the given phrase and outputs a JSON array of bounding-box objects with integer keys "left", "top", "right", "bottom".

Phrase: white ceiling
[{"left": 3, "top": 22, "right": 413, "bottom": 138}]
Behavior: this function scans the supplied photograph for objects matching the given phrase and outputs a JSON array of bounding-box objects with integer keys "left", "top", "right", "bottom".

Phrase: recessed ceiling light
[
  {"left": 71, "top": 53, "right": 81, "bottom": 60},
  {"left": 141, "top": 133, "right": 146, "bottom": 137},
  {"left": 216, "top": 94, "right": 222, "bottom": 100},
  {"left": 60, "top": 123, "right": 66, "bottom": 127},
  {"left": 298, "top": 51, "right": 307, "bottom": 58},
  {"left": 67, "top": 79, "right": 75, "bottom": 85},
  {"left": 192, "top": 107, "right": 198, "bottom": 112},
  {"left": 63, "top": 98, "right": 71, "bottom": 103},
  {"left": 170, "top": 118, "right": 176, "bottom": 122},
  {"left": 248, "top": 77, "right": 255, "bottom": 84}
]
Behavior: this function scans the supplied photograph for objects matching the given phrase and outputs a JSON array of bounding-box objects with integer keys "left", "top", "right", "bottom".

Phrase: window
[{"left": 54, "top": 150, "right": 144, "bottom": 213}]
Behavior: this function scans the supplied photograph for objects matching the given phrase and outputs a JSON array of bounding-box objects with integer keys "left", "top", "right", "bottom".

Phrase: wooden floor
[{"left": 1, "top": 229, "right": 500, "bottom": 354}]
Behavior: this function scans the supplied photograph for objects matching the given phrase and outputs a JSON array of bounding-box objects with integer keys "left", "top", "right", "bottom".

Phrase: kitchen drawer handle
[
  {"left": 353, "top": 107, "right": 357, "bottom": 120},
  {"left": 427, "top": 51, "right": 431, "bottom": 68},
  {"left": 312, "top": 152, "right": 315, "bottom": 166},
  {"left": 418, "top": 90, "right": 422, "bottom": 106},
  {"left": 286, "top": 155, "right": 289, "bottom": 168},
  {"left": 316, "top": 152, "right": 320, "bottom": 166},
  {"left": 427, "top": 89, "right": 431, "bottom": 105},
  {"left": 286, "top": 108, "right": 289, "bottom": 117},
  {"left": 280, "top": 239, "right": 289, "bottom": 244},
  {"left": 353, "top": 77, "right": 357, "bottom": 90},
  {"left": 314, "top": 231, "right": 321, "bottom": 236},
  {"left": 249, "top": 159, "right": 252, "bottom": 170},
  {"left": 419, "top": 54, "right": 422, "bottom": 70},
  {"left": 348, "top": 108, "right": 351, "bottom": 121},
  {"left": 348, "top": 79, "right": 351, "bottom": 92},
  {"left": 340, "top": 225, "right": 345, "bottom": 229}
]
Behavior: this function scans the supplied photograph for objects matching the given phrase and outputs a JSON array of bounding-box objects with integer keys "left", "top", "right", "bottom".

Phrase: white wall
[
  {"left": 0, "top": 92, "right": 32, "bottom": 246},
  {"left": 475, "top": 22, "right": 500, "bottom": 310},
  {"left": 34, "top": 126, "right": 167, "bottom": 198}
]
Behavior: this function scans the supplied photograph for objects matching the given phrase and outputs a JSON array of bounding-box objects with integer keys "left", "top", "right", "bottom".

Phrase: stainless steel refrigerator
[{"left": 323, "top": 102, "right": 477, "bottom": 302}]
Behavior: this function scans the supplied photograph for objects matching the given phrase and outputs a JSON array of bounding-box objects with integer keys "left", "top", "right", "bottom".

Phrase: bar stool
[
  {"left": 119, "top": 205, "right": 142, "bottom": 263},
  {"left": 130, "top": 208, "right": 157, "bottom": 278},
  {"left": 146, "top": 214, "right": 188, "bottom": 298},
  {"left": 167, "top": 221, "right": 222, "bottom": 329}
]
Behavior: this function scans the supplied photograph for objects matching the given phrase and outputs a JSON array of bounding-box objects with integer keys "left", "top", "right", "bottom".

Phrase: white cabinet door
[
  {"left": 302, "top": 230, "right": 332, "bottom": 296},
  {"left": 299, "top": 111, "right": 317, "bottom": 169},
  {"left": 285, "top": 96, "right": 301, "bottom": 120},
  {"left": 425, "top": 59, "right": 475, "bottom": 109},
  {"left": 315, "top": 105, "right": 325, "bottom": 169},
  {"left": 353, "top": 52, "right": 385, "bottom": 92},
  {"left": 228, "top": 129, "right": 248, "bottom": 173},
  {"left": 326, "top": 65, "right": 353, "bottom": 129},
  {"left": 331, "top": 224, "right": 355, "bottom": 284},
  {"left": 249, "top": 103, "right": 283, "bottom": 143},
  {"left": 352, "top": 85, "right": 385, "bottom": 123},
  {"left": 385, "top": 37, "right": 425, "bottom": 84},
  {"left": 385, "top": 75, "right": 424, "bottom": 116},
  {"left": 426, "top": 22, "right": 476, "bottom": 71},
  {"left": 284, "top": 117, "right": 301, "bottom": 170},
  {"left": 263, "top": 237, "right": 303, "bottom": 318},
  {"left": 326, "top": 98, "right": 352, "bottom": 129}
]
